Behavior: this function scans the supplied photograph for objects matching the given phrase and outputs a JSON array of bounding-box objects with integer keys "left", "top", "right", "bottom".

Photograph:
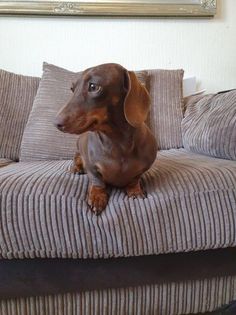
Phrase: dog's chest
[
  {"left": 87, "top": 132, "right": 142, "bottom": 186},
  {"left": 97, "top": 154, "right": 141, "bottom": 187}
]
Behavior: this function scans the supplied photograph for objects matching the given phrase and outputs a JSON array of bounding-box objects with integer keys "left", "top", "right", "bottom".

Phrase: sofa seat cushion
[{"left": 0, "top": 149, "right": 235, "bottom": 259}]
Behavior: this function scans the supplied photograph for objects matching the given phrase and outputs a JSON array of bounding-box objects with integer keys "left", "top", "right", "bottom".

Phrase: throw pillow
[
  {"left": 182, "top": 90, "right": 236, "bottom": 160},
  {"left": 0, "top": 69, "right": 40, "bottom": 161},
  {"left": 147, "top": 69, "right": 184, "bottom": 149}
]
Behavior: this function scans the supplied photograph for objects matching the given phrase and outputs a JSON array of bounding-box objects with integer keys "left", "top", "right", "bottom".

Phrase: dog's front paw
[
  {"left": 69, "top": 164, "right": 85, "bottom": 175},
  {"left": 70, "top": 154, "right": 85, "bottom": 174},
  {"left": 126, "top": 180, "right": 147, "bottom": 199},
  {"left": 88, "top": 185, "right": 108, "bottom": 215}
]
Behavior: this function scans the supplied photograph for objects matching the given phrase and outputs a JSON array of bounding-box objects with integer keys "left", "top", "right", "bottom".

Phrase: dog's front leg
[
  {"left": 125, "top": 177, "right": 147, "bottom": 199},
  {"left": 70, "top": 152, "right": 85, "bottom": 174},
  {"left": 87, "top": 170, "right": 109, "bottom": 215}
]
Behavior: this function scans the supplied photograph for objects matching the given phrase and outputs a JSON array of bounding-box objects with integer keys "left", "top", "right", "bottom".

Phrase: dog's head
[{"left": 55, "top": 63, "right": 150, "bottom": 134}]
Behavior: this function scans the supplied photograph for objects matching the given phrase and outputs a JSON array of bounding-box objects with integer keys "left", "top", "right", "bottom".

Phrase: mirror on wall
[{"left": 0, "top": 0, "right": 217, "bottom": 17}]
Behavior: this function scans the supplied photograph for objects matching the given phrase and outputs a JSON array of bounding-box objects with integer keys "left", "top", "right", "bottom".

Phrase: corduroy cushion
[
  {"left": 0, "top": 159, "right": 13, "bottom": 168},
  {"left": 147, "top": 69, "right": 184, "bottom": 149},
  {"left": 182, "top": 90, "right": 236, "bottom": 160},
  {"left": 0, "top": 149, "right": 235, "bottom": 259},
  {"left": 0, "top": 69, "right": 40, "bottom": 161},
  {"left": 20, "top": 63, "right": 79, "bottom": 161},
  {"left": 20, "top": 63, "right": 149, "bottom": 162}
]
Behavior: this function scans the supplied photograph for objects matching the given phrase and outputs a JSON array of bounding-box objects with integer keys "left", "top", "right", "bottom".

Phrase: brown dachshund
[{"left": 55, "top": 63, "right": 157, "bottom": 215}]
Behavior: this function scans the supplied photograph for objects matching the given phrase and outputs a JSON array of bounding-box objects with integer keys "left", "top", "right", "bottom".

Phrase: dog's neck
[
  {"left": 96, "top": 103, "right": 136, "bottom": 149},
  {"left": 113, "top": 102, "right": 135, "bottom": 131}
]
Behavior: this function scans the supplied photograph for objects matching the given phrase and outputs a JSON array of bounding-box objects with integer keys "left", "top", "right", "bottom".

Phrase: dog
[{"left": 55, "top": 63, "right": 157, "bottom": 215}]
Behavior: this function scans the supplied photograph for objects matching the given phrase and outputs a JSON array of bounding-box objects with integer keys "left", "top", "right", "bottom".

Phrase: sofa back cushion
[
  {"left": 147, "top": 69, "right": 184, "bottom": 149},
  {"left": 182, "top": 90, "right": 236, "bottom": 160},
  {"left": 20, "top": 63, "right": 79, "bottom": 161},
  {"left": 0, "top": 69, "right": 40, "bottom": 161}
]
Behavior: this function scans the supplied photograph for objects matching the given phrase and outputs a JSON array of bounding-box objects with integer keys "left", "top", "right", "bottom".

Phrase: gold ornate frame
[{"left": 0, "top": 0, "right": 217, "bottom": 17}]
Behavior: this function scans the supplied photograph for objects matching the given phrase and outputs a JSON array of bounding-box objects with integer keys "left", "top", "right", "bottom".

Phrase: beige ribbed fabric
[
  {"left": 183, "top": 93, "right": 207, "bottom": 114},
  {"left": 0, "top": 69, "right": 40, "bottom": 161},
  {"left": 19, "top": 63, "right": 79, "bottom": 162},
  {"left": 1, "top": 277, "right": 236, "bottom": 315},
  {"left": 0, "top": 159, "right": 13, "bottom": 168},
  {"left": 0, "top": 149, "right": 235, "bottom": 259},
  {"left": 182, "top": 90, "right": 236, "bottom": 160},
  {"left": 20, "top": 63, "right": 148, "bottom": 162},
  {"left": 147, "top": 69, "right": 184, "bottom": 149}
]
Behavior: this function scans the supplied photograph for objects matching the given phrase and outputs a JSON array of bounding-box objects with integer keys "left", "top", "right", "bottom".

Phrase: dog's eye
[{"left": 88, "top": 83, "right": 101, "bottom": 93}]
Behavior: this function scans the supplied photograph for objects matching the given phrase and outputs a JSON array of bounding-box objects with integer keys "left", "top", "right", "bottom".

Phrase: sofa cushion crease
[
  {"left": 0, "top": 149, "right": 235, "bottom": 259},
  {"left": 0, "top": 159, "right": 14, "bottom": 168}
]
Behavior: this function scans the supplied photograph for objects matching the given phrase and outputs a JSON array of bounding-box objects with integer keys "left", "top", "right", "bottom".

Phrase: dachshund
[{"left": 55, "top": 63, "right": 157, "bottom": 215}]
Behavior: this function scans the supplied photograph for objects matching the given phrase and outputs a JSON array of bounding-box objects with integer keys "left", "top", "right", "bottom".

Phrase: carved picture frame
[{"left": 0, "top": 0, "right": 217, "bottom": 17}]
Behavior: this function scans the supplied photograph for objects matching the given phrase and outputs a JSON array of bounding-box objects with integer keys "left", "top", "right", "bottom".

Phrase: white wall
[{"left": 0, "top": 0, "right": 235, "bottom": 93}]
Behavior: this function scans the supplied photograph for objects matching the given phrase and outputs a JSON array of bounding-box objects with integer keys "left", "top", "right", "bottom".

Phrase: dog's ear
[{"left": 123, "top": 71, "right": 150, "bottom": 128}]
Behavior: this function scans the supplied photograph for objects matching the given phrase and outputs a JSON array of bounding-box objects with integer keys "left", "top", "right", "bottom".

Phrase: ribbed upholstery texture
[
  {"left": 20, "top": 63, "right": 148, "bottom": 162},
  {"left": 0, "top": 69, "right": 40, "bottom": 161},
  {"left": 1, "top": 276, "right": 236, "bottom": 315},
  {"left": 182, "top": 90, "right": 236, "bottom": 160},
  {"left": 0, "top": 159, "right": 13, "bottom": 168},
  {"left": 147, "top": 69, "right": 184, "bottom": 149},
  {"left": 19, "top": 63, "right": 79, "bottom": 162},
  {"left": 0, "top": 149, "right": 235, "bottom": 259},
  {"left": 183, "top": 93, "right": 206, "bottom": 113}
]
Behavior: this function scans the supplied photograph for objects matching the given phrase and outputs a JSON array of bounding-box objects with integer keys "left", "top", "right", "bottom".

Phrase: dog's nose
[
  {"left": 56, "top": 123, "right": 64, "bottom": 129},
  {"left": 54, "top": 117, "right": 65, "bottom": 131}
]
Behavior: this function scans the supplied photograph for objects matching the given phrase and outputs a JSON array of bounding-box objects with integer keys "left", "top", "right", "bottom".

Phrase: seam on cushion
[
  {"left": 1, "top": 242, "right": 236, "bottom": 260},
  {"left": 0, "top": 186, "right": 235, "bottom": 203},
  {"left": 0, "top": 187, "right": 235, "bottom": 202},
  {"left": 150, "top": 188, "right": 236, "bottom": 199}
]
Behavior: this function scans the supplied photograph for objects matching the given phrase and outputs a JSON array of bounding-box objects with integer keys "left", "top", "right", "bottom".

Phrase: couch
[{"left": 0, "top": 63, "right": 235, "bottom": 315}]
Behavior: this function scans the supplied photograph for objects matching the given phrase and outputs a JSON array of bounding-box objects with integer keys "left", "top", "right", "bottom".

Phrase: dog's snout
[{"left": 54, "top": 117, "right": 65, "bottom": 131}]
